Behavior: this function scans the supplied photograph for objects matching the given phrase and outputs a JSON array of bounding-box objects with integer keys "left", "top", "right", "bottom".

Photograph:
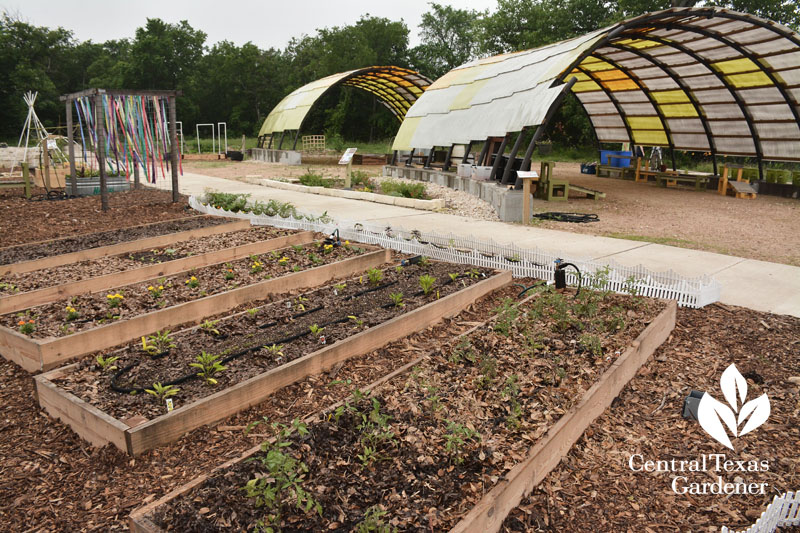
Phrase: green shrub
[
  {"left": 204, "top": 191, "right": 250, "bottom": 212},
  {"left": 299, "top": 171, "right": 336, "bottom": 188},
  {"left": 793, "top": 171, "right": 800, "bottom": 187},
  {"left": 741, "top": 168, "right": 759, "bottom": 182},
  {"left": 378, "top": 179, "right": 427, "bottom": 199},
  {"left": 350, "top": 170, "right": 373, "bottom": 189}
]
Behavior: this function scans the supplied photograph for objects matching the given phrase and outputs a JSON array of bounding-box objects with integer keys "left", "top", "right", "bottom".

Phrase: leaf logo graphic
[{"left": 697, "top": 364, "right": 770, "bottom": 450}]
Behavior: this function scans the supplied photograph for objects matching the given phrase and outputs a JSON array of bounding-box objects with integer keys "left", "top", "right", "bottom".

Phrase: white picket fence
[
  {"left": 189, "top": 196, "right": 721, "bottom": 308},
  {"left": 722, "top": 492, "right": 800, "bottom": 533}
]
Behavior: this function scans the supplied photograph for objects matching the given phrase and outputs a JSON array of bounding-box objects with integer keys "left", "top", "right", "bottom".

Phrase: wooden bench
[
  {"left": 655, "top": 173, "right": 709, "bottom": 191},
  {"left": 569, "top": 184, "right": 606, "bottom": 200},
  {"left": 718, "top": 164, "right": 756, "bottom": 199},
  {"left": 597, "top": 154, "right": 636, "bottom": 179},
  {"left": 0, "top": 162, "right": 32, "bottom": 199}
]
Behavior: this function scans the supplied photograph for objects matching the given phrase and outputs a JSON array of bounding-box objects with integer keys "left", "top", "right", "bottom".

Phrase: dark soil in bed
[
  {"left": 0, "top": 226, "right": 295, "bottom": 295},
  {"left": 2, "top": 241, "right": 369, "bottom": 338},
  {"left": 56, "top": 262, "right": 494, "bottom": 419},
  {"left": 0, "top": 215, "right": 232, "bottom": 264},
  {"left": 151, "top": 287, "right": 665, "bottom": 531}
]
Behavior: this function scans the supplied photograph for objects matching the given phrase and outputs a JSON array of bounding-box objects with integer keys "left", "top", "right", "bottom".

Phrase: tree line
[{"left": 1, "top": 0, "right": 796, "bottom": 148}]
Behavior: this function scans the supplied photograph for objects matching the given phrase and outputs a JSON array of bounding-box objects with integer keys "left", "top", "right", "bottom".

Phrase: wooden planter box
[
  {"left": 0, "top": 217, "right": 250, "bottom": 276},
  {"left": 35, "top": 270, "right": 511, "bottom": 455},
  {"left": 0, "top": 231, "right": 315, "bottom": 315},
  {"left": 127, "top": 298, "right": 675, "bottom": 532},
  {"left": 5, "top": 249, "right": 390, "bottom": 372}
]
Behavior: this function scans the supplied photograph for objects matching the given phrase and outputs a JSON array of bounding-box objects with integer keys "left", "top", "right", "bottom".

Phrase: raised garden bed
[
  {"left": 2, "top": 247, "right": 389, "bottom": 372},
  {"left": 0, "top": 216, "right": 250, "bottom": 275},
  {"left": 35, "top": 263, "right": 510, "bottom": 455},
  {"left": 128, "top": 284, "right": 675, "bottom": 531},
  {"left": 0, "top": 228, "right": 311, "bottom": 314}
]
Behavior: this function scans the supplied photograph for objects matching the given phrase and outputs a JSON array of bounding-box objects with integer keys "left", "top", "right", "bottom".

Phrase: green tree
[{"left": 411, "top": 3, "right": 483, "bottom": 79}]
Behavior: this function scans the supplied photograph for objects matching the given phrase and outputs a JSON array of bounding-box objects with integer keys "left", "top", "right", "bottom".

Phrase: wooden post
[
  {"left": 501, "top": 130, "right": 525, "bottom": 185},
  {"left": 133, "top": 155, "right": 140, "bottom": 189},
  {"left": 66, "top": 99, "right": 77, "bottom": 196},
  {"left": 94, "top": 93, "right": 108, "bottom": 211},
  {"left": 442, "top": 144, "right": 454, "bottom": 171},
  {"left": 241, "top": 135, "right": 246, "bottom": 152},
  {"left": 488, "top": 134, "right": 509, "bottom": 181},
  {"left": 168, "top": 95, "right": 180, "bottom": 203},
  {"left": 41, "top": 138, "right": 52, "bottom": 191},
  {"left": 22, "top": 162, "right": 31, "bottom": 199}
]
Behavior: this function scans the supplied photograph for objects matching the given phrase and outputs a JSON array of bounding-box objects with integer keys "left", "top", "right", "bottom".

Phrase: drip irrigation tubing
[{"left": 531, "top": 212, "right": 599, "bottom": 223}]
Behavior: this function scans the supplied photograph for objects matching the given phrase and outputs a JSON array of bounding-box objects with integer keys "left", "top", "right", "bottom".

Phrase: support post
[
  {"left": 461, "top": 141, "right": 473, "bottom": 164},
  {"left": 405, "top": 148, "right": 415, "bottom": 167},
  {"left": 292, "top": 130, "right": 300, "bottom": 150},
  {"left": 168, "top": 95, "right": 180, "bottom": 203},
  {"left": 278, "top": 131, "right": 286, "bottom": 150},
  {"left": 391, "top": 150, "right": 398, "bottom": 166},
  {"left": 477, "top": 139, "right": 490, "bottom": 166},
  {"left": 41, "top": 138, "right": 51, "bottom": 191},
  {"left": 501, "top": 130, "right": 525, "bottom": 185},
  {"left": 489, "top": 134, "right": 509, "bottom": 182},
  {"left": 517, "top": 77, "right": 578, "bottom": 188},
  {"left": 442, "top": 144, "right": 454, "bottom": 171},
  {"left": 712, "top": 154, "right": 718, "bottom": 177},
  {"left": 22, "top": 162, "right": 31, "bottom": 199},
  {"left": 424, "top": 148, "right": 434, "bottom": 169},
  {"left": 267, "top": 135, "right": 273, "bottom": 149},
  {"left": 94, "top": 93, "right": 108, "bottom": 211},
  {"left": 671, "top": 148, "right": 677, "bottom": 172},
  {"left": 133, "top": 156, "right": 140, "bottom": 189},
  {"left": 66, "top": 99, "right": 77, "bottom": 196},
  {"left": 757, "top": 158, "right": 764, "bottom": 181}
]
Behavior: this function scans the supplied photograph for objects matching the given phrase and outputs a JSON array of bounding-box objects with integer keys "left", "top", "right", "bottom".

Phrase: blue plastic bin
[{"left": 600, "top": 150, "right": 632, "bottom": 168}]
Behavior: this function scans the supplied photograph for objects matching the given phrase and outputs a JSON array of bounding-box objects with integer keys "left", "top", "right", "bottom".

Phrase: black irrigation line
[
  {"left": 531, "top": 212, "right": 599, "bottom": 223},
  {"left": 109, "top": 269, "right": 468, "bottom": 394}
]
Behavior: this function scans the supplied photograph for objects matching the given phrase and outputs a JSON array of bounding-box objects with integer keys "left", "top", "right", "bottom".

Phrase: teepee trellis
[
  {"left": 13, "top": 91, "right": 67, "bottom": 175},
  {"left": 60, "top": 88, "right": 182, "bottom": 211}
]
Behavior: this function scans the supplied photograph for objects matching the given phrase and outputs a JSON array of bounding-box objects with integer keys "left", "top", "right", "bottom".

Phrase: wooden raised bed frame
[
  {"left": 35, "top": 270, "right": 512, "bottom": 455},
  {"left": 4, "top": 249, "right": 390, "bottom": 372},
  {"left": 0, "top": 216, "right": 250, "bottom": 276},
  {"left": 0, "top": 231, "right": 315, "bottom": 315},
  {"left": 127, "top": 298, "right": 676, "bottom": 532}
]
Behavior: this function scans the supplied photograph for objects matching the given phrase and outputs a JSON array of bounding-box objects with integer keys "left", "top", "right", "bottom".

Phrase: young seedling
[
  {"left": 389, "top": 292, "right": 404, "bottom": 307},
  {"left": 292, "top": 265, "right": 301, "bottom": 272},
  {"left": 146, "top": 284, "right": 165, "bottom": 299},
  {"left": 493, "top": 298, "right": 519, "bottom": 337},
  {"left": 0, "top": 282, "right": 18, "bottom": 293},
  {"left": 418, "top": 256, "right": 431, "bottom": 267},
  {"left": 307, "top": 252, "right": 322, "bottom": 265},
  {"left": 308, "top": 324, "right": 325, "bottom": 337},
  {"left": 356, "top": 397, "right": 396, "bottom": 467},
  {"left": 503, "top": 374, "right": 523, "bottom": 429},
  {"left": 278, "top": 256, "right": 289, "bottom": 266},
  {"left": 246, "top": 307, "right": 259, "bottom": 318},
  {"left": 185, "top": 276, "right": 199, "bottom": 288},
  {"left": 468, "top": 268, "right": 480, "bottom": 279},
  {"left": 18, "top": 319, "right": 35, "bottom": 335},
  {"left": 322, "top": 243, "right": 334, "bottom": 255},
  {"left": 475, "top": 353, "right": 497, "bottom": 389},
  {"left": 145, "top": 382, "right": 179, "bottom": 402},
  {"left": 349, "top": 315, "right": 364, "bottom": 329},
  {"left": 243, "top": 419, "right": 321, "bottom": 530},
  {"left": 356, "top": 505, "right": 395, "bottom": 533},
  {"left": 106, "top": 293, "right": 124, "bottom": 308},
  {"left": 449, "top": 337, "right": 477, "bottom": 364},
  {"left": 224, "top": 263, "right": 236, "bottom": 280},
  {"left": 291, "top": 244, "right": 304, "bottom": 252},
  {"left": 444, "top": 420, "right": 480, "bottom": 465},
  {"left": 65, "top": 305, "right": 80, "bottom": 322},
  {"left": 579, "top": 333, "right": 603, "bottom": 358},
  {"left": 264, "top": 344, "right": 284, "bottom": 359},
  {"left": 367, "top": 268, "right": 383, "bottom": 286},
  {"left": 419, "top": 274, "right": 436, "bottom": 295},
  {"left": 448, "top": 272, "right": 459, "bottom": 282},
  {"left": 95, "top": 354, "right": 119, "bottom": 373},
  {"left": 142, "top": 330, "right": 177, "bottom": 356},
  {"left": 395, "top": 265, "right": 404, "bottom": 274},
  {"left": 190, "top": 351, "right": 227, "bottom": 385},
  {"left": 250, "top": 260, "right": 263, "bottom": 274},
  {"left": 199, "top": 319, "right": 221, "bottom": 336}
]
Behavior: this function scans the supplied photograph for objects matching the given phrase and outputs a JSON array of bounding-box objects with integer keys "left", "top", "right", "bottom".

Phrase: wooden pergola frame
[{"left": 60, "top": 88, "right": 182, "bottom": 210}]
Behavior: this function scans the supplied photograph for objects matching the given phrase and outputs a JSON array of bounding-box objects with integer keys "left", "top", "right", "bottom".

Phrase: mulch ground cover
[
  {"left": 0, "top": 215, "right": 231, "bottom": 265},
  {"left": 2, "top": 241, "right": 369, "bottom": 338},
  {"left": 0, "top": 283, "right": 522, "bottom": 532},
  {"left": 149, "top": 285, "right": 664, "bottom": 531},
  {"left": 0, "top": 188, "right": 195, "bottom": 248},
  {"left": 55, "top": 262, "right": 493, "bottom": 420},
  {"left": 501, "top": 303, "right": 800, "bottom": 533},
  {"left": 0, "top": 226, "right": 294, "bottom": 296}
]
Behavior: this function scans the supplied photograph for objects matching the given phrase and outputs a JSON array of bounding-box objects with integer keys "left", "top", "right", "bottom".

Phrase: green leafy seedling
[
  {"left": 145, "top": 382, "right": 179, "bottom": 402},
  {"left": 190, "top": 351, "right": 227, "bottom": 386},
  {"left": 419, "top": 274, "right": 436, "bottom": 295},
  {"left": 95, "top": 355, "right": 119, "bottom": 373}
]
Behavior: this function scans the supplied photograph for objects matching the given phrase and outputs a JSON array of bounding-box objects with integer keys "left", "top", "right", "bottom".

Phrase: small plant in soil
[
  {"left": 389, "top": 292, "right": 404, "bottom": 307},
  {"left": 579, "top": 333, "right": 603, "bottom": 358},
  {"left": 356, "top": 398, "right": 396, "bottom": 468},
  {"left": 18, "top": 319, "right": 36, "bottom": 335},
  {"left": 264, "top": 344, "right": 284, "bottom": 359},
  {"left": 333, "top": 282, "right": 346, "bottom": 295},
  {"left": 475, "top": 353, "right": 497, "bottom": 389},
  {"left": 394, "top": 265, "right": 403, "bottom": 273},
  {"left": 190, "top": 351, "right": 227, "bottom": 386},
  {"left": 444, "top": 420, "right": 480, "bottom": 465},
  {"left": 418, "top": 256, "right": 431, "bottom": 267},
  {"left": 321, "top": 243, "right": 334, "bottom": 255},
  {"left": 419, "top": 274, "right": 436, "bottom": 295},
  {"left": 142, "top": 330, "right": 176, "bottom": 356},
  {"left": 291, "top": 244, "right": 304, "bottom": 252},
  {"left": 309, "top": 324, "right": 324, "bottom": 337},
  {"left": 349, "top": 315, "right": 364, "bottom": 329},
  {"left": 243, "top": 419, "right": 321, "bottom": 531},
  {"left": 0, "top": 282, "right": 18, "bottom": 293},
  {"left": 247, "top": 308, "right": 259, "bottom": 318},
  {"left": 307, "top": 252, "right": 322, "bottom": 265},
  {"left": 450, "top": 337, "right": 478, "bottom": 364},
  {"left": 604, "top": 305, "right": 626, "bottom": 332},
  {"left": 64, "top": 305, "right": 80, "bottom": 322},
  {"left": 367, "top": 268, "right": 383, "bottom": 285},
  {"left": 251, "top": 260, "right": 263, "bottom": 274},
  {"left": 95, "top": 354, "right": 119, "bottom": 373},
  {"left": 356, "top": 505, "right": 396, "bottom": 533},
  {"left": 185, "top": 275, "right": 199, "bottom": 288},
  {"left": 291, "top": 265, "right": 301, "bottom": 272},
  {"left": 468, "top": 268, "right": 480, "bottom": 279},
  {"left": 493, "top": 298, "right": 519, "bottom": 336},
  {"left": 145, "top": 382, "right": 179, "bottom": 402},
  {"left": 224, "top": 263, "right": 236, "bottom": 280},
  {"left": 502, "top": 374, "right": 523, "bottom": 429},
  {"left": 147, "top": 284, "right": 165, "bottom": 299},
  {"left": 199, "top": 319, "right": 221, "bottom": 336},
  {"left": 278, "top": 256, "right": 289, "bottom": 266},
  {"left": 448, "top": 272, "right": 459, "bottom": 282},
  {"left": 106, "top": 292, "right": 124, "bottom": 308}
]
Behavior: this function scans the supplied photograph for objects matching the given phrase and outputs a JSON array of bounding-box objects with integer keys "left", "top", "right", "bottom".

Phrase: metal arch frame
[
  {"left": 341, "top": 80, "right": 408, "bottom": 119},
  {"left": 643, "top": 22, "right": 800, "bottom": 132},
  {"left": 618, "top": 34, "right": 764, "bottom": 175},
  {"left": 574, "top": 65, "right": 635, "bottom": 146},
  {"left": 603, "top": 44, "right": 719, "bottom": 175},
  {"left": 587, "top": 52, "right": 678, "bottom": 166}
]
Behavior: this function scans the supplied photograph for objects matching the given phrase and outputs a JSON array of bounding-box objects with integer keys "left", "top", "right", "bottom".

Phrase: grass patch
[
  {"left": 377, "top": 179, "right": 428, "bottom": 199},
  {"left": 298, "top": 171, "right": 338, "bottom": 188},
  {"left": 604, "top": 233, "right": 699, "bottom": 247}
]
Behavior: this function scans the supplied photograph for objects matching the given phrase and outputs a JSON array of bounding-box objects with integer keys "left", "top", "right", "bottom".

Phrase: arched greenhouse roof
[
  {"left": 393, "top": 7, "right": 800, "bottom": 163},
  {"left": 258, "top": 66, "right": 432, "bottom": 138}
]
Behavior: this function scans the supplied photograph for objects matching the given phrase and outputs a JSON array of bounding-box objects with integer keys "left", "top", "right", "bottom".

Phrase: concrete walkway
[{"left": 179, "top": 172, "right": 800, "bottom": 318}]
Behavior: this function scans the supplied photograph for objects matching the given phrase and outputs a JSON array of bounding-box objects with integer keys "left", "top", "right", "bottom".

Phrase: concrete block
[
  {"left": 498, "top": 190, "right": 523, "bottom": 222},
  {"left": 457, "top": 164, "right": 472, "bottom": 178}
]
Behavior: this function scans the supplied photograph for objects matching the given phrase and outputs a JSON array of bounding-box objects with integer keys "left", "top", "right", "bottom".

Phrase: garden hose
[
  {"left": 513, "top": 281, "right": 548, "bottom": 298},
  {"left": 554, "top": 260, "right": 583, "bottom": 297},
  {"left": 531, "top": 212, "right": 599, "bottom": 223}
]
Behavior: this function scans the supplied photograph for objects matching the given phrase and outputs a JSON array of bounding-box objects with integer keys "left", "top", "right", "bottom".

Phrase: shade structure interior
[
  {"left": 258, "top": 66, "right": 432, "bottom": 138},
  {"left": 392, "top": 7, "right": 800, "bottom": 162}
]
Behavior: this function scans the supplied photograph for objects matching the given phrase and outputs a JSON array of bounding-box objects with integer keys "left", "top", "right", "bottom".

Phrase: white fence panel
[{"left": 722, "top": 492, "right": 800, "bottom": 533}]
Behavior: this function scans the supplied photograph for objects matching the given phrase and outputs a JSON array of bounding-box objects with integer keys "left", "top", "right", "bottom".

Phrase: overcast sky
[{"left": 2, "top": 0, "right": 498, "bottom": 49}]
